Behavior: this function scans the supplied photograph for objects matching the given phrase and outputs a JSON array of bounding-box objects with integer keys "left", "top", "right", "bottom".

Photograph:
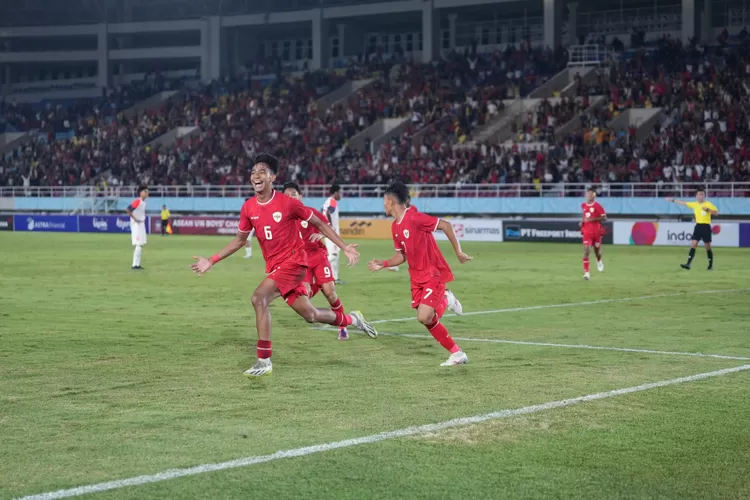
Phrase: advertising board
[
  {"left": 503, "top": 221, "right": 613, "bottom": 244},
  {"left": 613, "top": 222, "right": 739, "bottom": 247}
]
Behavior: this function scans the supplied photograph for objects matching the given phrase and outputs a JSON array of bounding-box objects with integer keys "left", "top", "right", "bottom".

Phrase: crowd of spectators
[
  {"left": 366, "top": 38, "right": 750, "bottom": 188},
  {"left": 3, "top": 39, "right": 750, "bottom": 192}
]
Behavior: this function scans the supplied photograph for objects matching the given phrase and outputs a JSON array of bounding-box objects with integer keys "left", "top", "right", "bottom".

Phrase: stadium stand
[{"left": 2, "top": 1, "right": 750, "bottom": 191}]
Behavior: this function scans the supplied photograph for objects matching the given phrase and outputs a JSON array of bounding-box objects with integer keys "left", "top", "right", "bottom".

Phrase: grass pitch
[{"left": 1, "top": 233, "right": 749, "bottom": 499}]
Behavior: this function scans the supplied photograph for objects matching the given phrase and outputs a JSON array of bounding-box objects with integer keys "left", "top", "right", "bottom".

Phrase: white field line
[
  {"left": 354, "top": 287, "right": 750, "bottom": 325},
  {"left": 364, "top": 332, "right": 750, "bottom": 361},
  {"left": 312, "top": 287, "right": 750, "bottom": 360},
  {"left": 16, "top": 364, "right": 750, "bottom": 500}
]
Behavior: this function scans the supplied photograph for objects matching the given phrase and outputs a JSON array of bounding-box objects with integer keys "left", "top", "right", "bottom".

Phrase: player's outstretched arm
[
  {"left": 309, "top": 215, "right": 359, "bottom": 266},
  {"left": 191, "top": 231, "right": 250, "bottom": 276},
  {"left": 369, "top": 252, "right": 405, "bottom": 272},
  {"left": 437, "top": 219, "right": 472, "bottom": 264}
]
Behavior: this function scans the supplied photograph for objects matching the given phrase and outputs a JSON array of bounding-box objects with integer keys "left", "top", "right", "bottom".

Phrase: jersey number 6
[{"left": 264, "top": 226, "right": 273, "bottom": 240}]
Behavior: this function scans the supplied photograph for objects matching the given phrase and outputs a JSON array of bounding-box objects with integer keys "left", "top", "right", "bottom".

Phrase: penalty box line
[
  {"left": 360, "top": 332, "right": 750, "bottom": 362},
  {"left": 16, "top": 364, "right": 750, "bottom": 500},
  {"left": 359, "top": 287, "right": 750, "bottom": 325},
  {"left": 312, "top": 287, "right": 750, "bottom": 361}
]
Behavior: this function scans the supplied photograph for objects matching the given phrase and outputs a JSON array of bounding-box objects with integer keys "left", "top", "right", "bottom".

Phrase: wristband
[
  {"left": 383, "top": 260, "right": 391, "bottom": 268},
  {"left": 210, "top": 254, "right": 221, "bottom": 265}
]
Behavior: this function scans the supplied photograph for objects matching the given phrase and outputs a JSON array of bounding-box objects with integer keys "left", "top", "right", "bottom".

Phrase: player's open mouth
[{"left": 252, "top": 181, "right": 264, "bottom": 189}]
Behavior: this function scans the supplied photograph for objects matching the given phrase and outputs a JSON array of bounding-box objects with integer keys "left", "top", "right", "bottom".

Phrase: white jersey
[
  {"left": 129, "top": 197, "right": 147, "bottom": 246},
  {"left": 129, "top": 197, "right": 147, "bottom": 221},
  {"left": 322, "top": 196, "right": 340, "bottom": 234}
]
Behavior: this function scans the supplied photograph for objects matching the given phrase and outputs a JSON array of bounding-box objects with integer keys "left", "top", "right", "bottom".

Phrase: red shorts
[
  {"left": 305, "top": 253, "right": 335, "bottom": 296},
  {"left": 582, "top": 230, "right": 603, "bottom": 248},
  {"left": 268, "top": 261, "right": 308, "bottom": 306},
  {"left": 411, "top": 281, "right": 447, "bottom": 318}
]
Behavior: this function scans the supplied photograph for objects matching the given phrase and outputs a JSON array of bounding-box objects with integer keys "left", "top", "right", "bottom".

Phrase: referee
[
  {"left": 160, "top": 205, "right": 171, "bottom": 236},
  {"left": 666, "top": 188, "right": 718, "bottom": 270}
]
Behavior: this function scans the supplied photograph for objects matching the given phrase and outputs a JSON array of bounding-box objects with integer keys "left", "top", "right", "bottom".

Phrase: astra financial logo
[{"left": 25, "top": 217, "right": 69, "bottom": 231}]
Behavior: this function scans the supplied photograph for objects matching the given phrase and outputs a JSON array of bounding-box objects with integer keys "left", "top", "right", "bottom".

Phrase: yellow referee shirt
[
  {"left": 161, "top": 208, "right": 171, "bottom": 220},
  {"left": 686, "top": 201, "right": 717, "bottom": 224}
]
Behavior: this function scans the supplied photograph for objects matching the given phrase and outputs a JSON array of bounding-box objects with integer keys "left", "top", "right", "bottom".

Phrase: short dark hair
[
  {"left": 696, "top": 187, "right": 706, "bottom": 194},
  {"left": 283, "top": 181, "right": 301, "bottom": 194},
  {"left": 330, "top": 183, "right": 341, "bottom": 195},
  {"left": 253, "top": 153, "right": 279, "bottom": 173},
  {"left": 138, "top": 185, "right": 148, "bottom": 193},
  {"left": 385, "top": 181, "right": 409, "bottom": 205},
  {"left": 586, "top": 186, "right": 596, "bottom": 193}
]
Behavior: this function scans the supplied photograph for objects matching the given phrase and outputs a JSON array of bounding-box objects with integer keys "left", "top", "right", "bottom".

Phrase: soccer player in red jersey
[
  {"left": 580, "top": 187, "right": 607, "bottom": 281},
  {"left": 282, "top": 181, "right": 350, "bottom": 341},
  {"left": 368, "top": 182, "right": 472, "bottom": 366},
  {"left": 191, "top": 154, "right": 377, "bottom": 377}
]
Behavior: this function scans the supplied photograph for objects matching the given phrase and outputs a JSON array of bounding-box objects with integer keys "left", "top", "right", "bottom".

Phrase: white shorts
[
  {"left": 325, "top": 238, "right": 338, "bottom": 257},
  {"left": 131, "top": 223, "right": 147, "bottom": 246}
]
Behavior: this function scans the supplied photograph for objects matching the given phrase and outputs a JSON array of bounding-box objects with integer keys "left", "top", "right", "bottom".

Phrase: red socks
[
  {"left": 334, "top": 311, "right": 353, "bottom": 327},
  {"left": 427, "top": 318, "right": 460, "bottom": 354},
  {"left": 257, "top": 339, "right": 272, "bottom": 359},
  {"left": 583, "top": 257, "right": 590, "bottom": 273},
  {"left": 329, "top": 299, "right": 352, "bottom": 327}
]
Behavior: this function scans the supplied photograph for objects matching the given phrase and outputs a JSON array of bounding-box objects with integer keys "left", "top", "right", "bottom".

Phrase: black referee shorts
[{"left": 692, "top": 223, "right": 712, "bottom": 243}]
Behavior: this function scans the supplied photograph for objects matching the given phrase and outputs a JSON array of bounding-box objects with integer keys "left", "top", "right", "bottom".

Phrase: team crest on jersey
[
  {"left": 273, "top": 212, "right": 282, "bottom": 223},
  {"left": 301, "top": 220, "right": 309, "bottom": 228},
  {"left": 403, "top": 229, "right": 410, "bottom": 239},
  {"left": 589, "top": 207, "right": 595, "bottom": 213}
]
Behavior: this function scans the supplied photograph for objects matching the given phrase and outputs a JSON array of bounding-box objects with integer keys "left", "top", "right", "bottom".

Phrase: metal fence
[{"left": 2, "top": 183, "right": 749, "bottom": 199}]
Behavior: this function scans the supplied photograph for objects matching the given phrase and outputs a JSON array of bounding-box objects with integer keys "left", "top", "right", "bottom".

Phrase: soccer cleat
[
  {"left": 132, "top": 266, "right": 144, "bottom": 270},
  {"left": 583, "top": 272, "right": 590, "bottom": 281},
  {"left": 440, "top": 350, "right": 468, "bottom": 366},
  {"left": 681, "top": 264, "right": 691, "bottom": 270},
  {"left": 244, "top": 253, "right": 252, "bottom": 259},
  {"left": 445, "top": 289, "right": 463, "bottom": 315},
  {"left": 387, "top": 266, "right": 400, "bottom": 272},
  {"left": 350, "top": 310, "right": 377, "bottom": 338},
  {"left": 338, "top": 327, "right": 349, "bottom": 341},
  {"left": 243, "top": 358, "right": 272, "bottom": 377},
  {"left": 707, "top": 266, "right": 713, "bottom": 271},
  {"left": 335, "top": 279, "right": 346, "bottom": 285},
  {"left": 597, "top": 260, "right": 604, "bottom": 272}
]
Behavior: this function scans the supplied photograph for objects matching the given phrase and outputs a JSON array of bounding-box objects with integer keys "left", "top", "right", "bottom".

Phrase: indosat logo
[{"left": 630, "top": 222, "right": 721, "bottom": 245}]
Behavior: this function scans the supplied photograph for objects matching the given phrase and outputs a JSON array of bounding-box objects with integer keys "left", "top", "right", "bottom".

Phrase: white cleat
[
  {"left": 350, "top": 310, "right": 378, "bottom": 338},
  {"left": 244, "top": 252, "right": 252, "bottom": 259},
  {"left": 584, "top": 272, "right": 591, "bottom": 281},
  {"left": 387, "top": 266, "right": 400, "bottom": 272},
  {"left": 440, "top": 350, "right": 468, "bottom": 366},
  {"left": 243, "top": 358, "right": 272, "bottom": 377},
  {"left": 445, "top": 289, "right": 463, "bottom": 315},
  {"left": 597, "top": 260, "right": 604, "bottom": 272}
]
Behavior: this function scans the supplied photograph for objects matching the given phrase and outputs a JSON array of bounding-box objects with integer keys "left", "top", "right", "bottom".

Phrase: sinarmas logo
[{"left": 348, "top": 221, "right": 372, "bottom": 228}]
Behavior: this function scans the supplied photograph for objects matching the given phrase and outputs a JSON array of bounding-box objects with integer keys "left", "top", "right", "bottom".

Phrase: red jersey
[
  {"left": 581, "top": 201, "right": 606, "bottom": 233},
  {"left": 299, "top": 207, "right": 329, "bottom": 263},
  {"left": 238, "top": 191, "right": 313, "bottom": 273},
  {"left": 392, "top": 207, "right": 454, "bottom": 285}
]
